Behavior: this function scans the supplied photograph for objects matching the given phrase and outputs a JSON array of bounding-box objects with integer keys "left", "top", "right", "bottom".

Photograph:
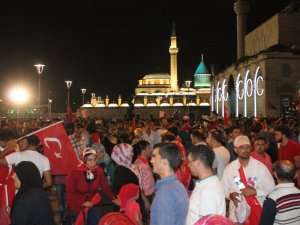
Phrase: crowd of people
[{"left": 0, "top": 112, "right": 299, "bottom": 225}]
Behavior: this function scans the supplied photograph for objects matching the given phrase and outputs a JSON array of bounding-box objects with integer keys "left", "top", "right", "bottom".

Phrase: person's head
[
  {"left": 160, "top": 117, "right": 169, "bottom": 128},
  {"left": 145, "top": 120, "right": 153, "bottom": 130},
  {"left": 275, "top": 126, "right": 291, "bottom": 143},
  {"left": 168, "top": 126, "right": 179, "bottom": 137},
  {"left": 191, "top": 129, "right": 206, "bottom": 145},
  {"left": 111, "top": 143, "right": 134, "bottom": 167},
  {"left": 81, "top": 147, "right": 98, "bottom": 170},
  {"left": 229, "top": 126, "right": 241, "bottom": 140},
  {"left": 253, "top": 136, "right": 267, "bottom": 155},
  {"left": 161, "top": 134, "right": 176, "bottom": 143},
  {"left": 0, "top": 129, "right": 16, "bottom": 148},
  {"left": 210, "top": 111, "right": 218, "bottom": 122},
  {"left": 118, "top": 183, "right": 140, "bottom": 211},
  {"left": 13, "top": 161, "right": 41, "bottom": 192},
  {"left": 150, "top": 143, "right": 182, "bottom": 177},
  {"left": 133, "top": 128, "right": 143, "bottom": 138},
  {"left": 187, "top": 145, "right": 215, "bottom": 178},
  {"left": 206, "top": 132, "right": 223, "bottom": 148},
  {"left": 274, "top": 160, "right": 296, "bottom": 182},
  {"left": 135, "top": 140, "right": 151, "bottom": 159},
  {"left": 234, "top": 135, "right": 251, "bottom": 160},
  {"left": 25, "top": 135, "right": 41, "bottom": 150},
  {"left": 92, "top": 143, "right": 110, "bottom": 164},
  {"left": 74, "top": 123, "right": 84, "bottom": 138}
]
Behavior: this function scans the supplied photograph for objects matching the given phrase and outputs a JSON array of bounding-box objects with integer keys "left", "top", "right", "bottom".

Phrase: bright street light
[{"left": 7, "top": 87, "right": 30, "bottom": 105}]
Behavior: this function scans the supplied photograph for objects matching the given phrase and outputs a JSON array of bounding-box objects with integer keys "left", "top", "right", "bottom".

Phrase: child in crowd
[{"left": 118, "top": 183, "right": 142, "bottom": 225}]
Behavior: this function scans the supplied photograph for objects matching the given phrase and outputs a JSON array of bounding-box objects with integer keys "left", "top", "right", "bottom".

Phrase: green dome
[{"left": 194, "top": 54, "right": 211, "bottom": 88}]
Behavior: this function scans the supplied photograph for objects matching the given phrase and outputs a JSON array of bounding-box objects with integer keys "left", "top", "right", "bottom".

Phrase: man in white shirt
[
  {"left": 221, "top": 135, "right": 275, "bottom": 223},
  {"left": 186, "top": 145, "right": 226, "bottom": 225},
  {"left": 142, "top": 120, "right": 161, "bottom": 149},
  {"left": 206, "top": 132, "right": 230, "bottom": 179},
  {"left": 0, "top": 135, "right": 52, "bottom": 188}
]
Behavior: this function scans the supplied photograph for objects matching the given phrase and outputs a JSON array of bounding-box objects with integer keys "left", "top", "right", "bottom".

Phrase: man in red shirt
[
  {"left": 275, "top": 126, "right": 300, "bottom": 163},
  {"left": 275, "top": 126, "right": 300, "bottom": 187},
  {"left": 250, "top": 136, "right": 273, "bottom": 176}
]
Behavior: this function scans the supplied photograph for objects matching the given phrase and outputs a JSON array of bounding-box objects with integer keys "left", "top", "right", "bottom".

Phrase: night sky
[{"left": 0, "top": 0, "right": 290, "bottom": 112}]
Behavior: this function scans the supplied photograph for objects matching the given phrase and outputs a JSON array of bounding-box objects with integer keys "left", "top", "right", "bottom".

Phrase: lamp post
[
  {"left": 65, "top": 81, "right": 72, "bottom": 119},
  {"left": 81, "top": 88, "right": 86, "bottom": 106},
  {"left": 185, "top": 80, "right": 192, "bottom": 116},
  {"left": 34, "top": 64, "right": 45, "bottom": 118},
  {"left": 48, "top": 99, "right": 52, "bottom": 119}
]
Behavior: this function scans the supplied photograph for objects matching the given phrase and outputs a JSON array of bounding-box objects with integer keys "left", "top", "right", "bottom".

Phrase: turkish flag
[{"left": 33, "top": 121, "right": 80, "bottom": 175}]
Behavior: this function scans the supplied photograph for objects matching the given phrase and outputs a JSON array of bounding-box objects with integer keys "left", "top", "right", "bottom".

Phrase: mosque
[
  {"left": 80, "top": 0, "right": 300, "bottom": 120},
  {"left": 80, "top": 25, "right": 212, "bottom": 119},
  {"left": 211, "top": 0, "right": 300, "bottom": 118}
]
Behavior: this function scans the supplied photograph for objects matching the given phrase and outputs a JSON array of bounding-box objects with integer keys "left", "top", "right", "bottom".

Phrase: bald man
[{"left": 260, "top": 160, "right": 300, "bottom": 225}]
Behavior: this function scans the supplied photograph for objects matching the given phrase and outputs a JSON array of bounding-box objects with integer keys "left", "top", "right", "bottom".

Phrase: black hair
[
  {"left": 209, "top": 132, "right": 224, "bottom": 145},
  {"left": 230, "top": 126, "right": 241, "bottom": 133},
  {"left": 191, "top": 130, "right": 206, "bottom": 141},
  {"left": 161, "top": 134, "right": 176, "bottom": 143},
  {"left": 26, "top": 135, "right": 41, "bottom": 147},
  {"left": 275, "top": 126, "right": 291, "bottom": 138},
  {"left": 189, "top": 145, "right": 215, "bottom": 169},
  {"left": 135, "top": 140, "right": 150, "bottom": 156},
  {"left": 153, "top": 143, "right": 182, "bottom": 170},
  {"left": 0, "top": 129, "right": 16, "bottom": 142},
  {"left": 118, "top": 133, "right": 131, "bottom": 144},
  {"left": 275, "top": 160, "right": 296, "bottom": 181},
  {"left": 254, "top": 136, "right": 267, "bottom": 143},
  {"left": 168, "top": 126, "right": 179, "bottom": 137}
]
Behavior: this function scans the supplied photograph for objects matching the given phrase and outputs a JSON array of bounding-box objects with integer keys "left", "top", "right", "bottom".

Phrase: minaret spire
[
  {"left": 234, "top": 0, "right": 250, "bottom": 59},
  {"left": 169, "top": 23, "right": 179, "bottom": 91}
]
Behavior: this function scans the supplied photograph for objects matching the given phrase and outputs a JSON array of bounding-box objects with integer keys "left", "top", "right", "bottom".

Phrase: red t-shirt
[{"left": 278, "top": 139, "right": 300, "bottom": 163}]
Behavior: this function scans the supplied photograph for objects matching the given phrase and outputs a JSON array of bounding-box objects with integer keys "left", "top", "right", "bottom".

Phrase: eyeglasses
[{"left": 238, "top": 145, "right": 251, "bottom": 151}]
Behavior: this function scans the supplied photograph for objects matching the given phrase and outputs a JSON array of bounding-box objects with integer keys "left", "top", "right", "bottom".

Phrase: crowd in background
[{"left": 0, "top": 111, "right": 299, "bottom": 225}]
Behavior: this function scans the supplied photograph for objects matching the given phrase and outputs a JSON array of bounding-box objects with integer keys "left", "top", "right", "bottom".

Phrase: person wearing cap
[
  {"left": 221, "top": 135, "right": 275, "bottom": 224},
  {"left": 66, "top": 147, "right": 116, "bottom": 225}
]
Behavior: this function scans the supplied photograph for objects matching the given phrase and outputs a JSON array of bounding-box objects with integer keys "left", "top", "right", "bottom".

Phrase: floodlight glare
[{"left": 7, "top": 87, "right": 30, "bottom": 105}]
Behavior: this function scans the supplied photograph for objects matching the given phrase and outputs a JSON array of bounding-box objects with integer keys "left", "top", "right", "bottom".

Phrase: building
[
  {"left": 80, "top": 24, "right": 212, "bottom": 119},
  {"left": 211, "top": 0, "right": 300, "bottom": 118}
]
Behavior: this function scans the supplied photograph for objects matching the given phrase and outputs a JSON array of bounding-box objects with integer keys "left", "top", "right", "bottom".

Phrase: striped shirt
[{"left": 260, "top": 183, "right": 300, "bottom": 225}]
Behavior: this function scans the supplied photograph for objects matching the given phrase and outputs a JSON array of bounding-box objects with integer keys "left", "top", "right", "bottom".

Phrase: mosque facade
[{"left": 211, "top": 0, "right": 300, "bottom": 118}]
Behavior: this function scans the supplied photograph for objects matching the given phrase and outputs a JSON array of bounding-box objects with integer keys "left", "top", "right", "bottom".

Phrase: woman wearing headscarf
[
  {"left": 66, "top": 147, "right": 116, "bottom": 225},
  {"left": 92, "top": 143, "right": 115, "bottom": 186},
  {"left": 111, "top": 143, "right": 148, "bottom": 223},
  {"left": 10, "top": 161, "right": 54, "bottom": 225}
]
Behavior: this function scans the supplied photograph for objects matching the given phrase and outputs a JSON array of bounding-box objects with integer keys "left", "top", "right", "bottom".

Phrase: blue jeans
[{"left": 55, "top": 183, "right": 66, "bottom": 216}]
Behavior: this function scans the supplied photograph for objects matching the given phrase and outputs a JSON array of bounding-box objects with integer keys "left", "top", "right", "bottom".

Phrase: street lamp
[
  {"left": 48, "top": 99, "right": 52, "bottom": 119},
  {"left": 34, "top": 64, "right": 45, "bottom": 118},
  {"left": 81, "top": 88, "right": 86, "bottom": 106},
  {"left": 185, "top": 80, "right": 192, "bottom": 116},
  {"left": 65, "top": 80, "right": 72, "bottom": 119}
]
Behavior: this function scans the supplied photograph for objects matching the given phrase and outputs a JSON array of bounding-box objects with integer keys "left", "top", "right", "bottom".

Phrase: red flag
[
  {"left": 223, "top": 105, "right": 231, "bottom": 126},
  {"left": 131, "top": 118, "right": 136, "bottom": 130},
  {"left": 33, "top": 122, "right": 79, "bottom": 175}
]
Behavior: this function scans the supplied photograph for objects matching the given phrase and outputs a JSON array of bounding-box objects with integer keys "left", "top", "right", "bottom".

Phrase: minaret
[
  {"left": 234, "top": 0, "right": 250, "bottom": 59},
  {"left": 169, "top": 23, "right": 179, "bottom": 91}
]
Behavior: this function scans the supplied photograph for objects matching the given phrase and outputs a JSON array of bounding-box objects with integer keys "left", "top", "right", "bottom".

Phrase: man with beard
[
  {"left": 222, "top": 135, "right": 275, "bottom": 224},
  {"left": 275, "top": 126, "right": 300, "bottom": 188},
  {"left": 275, "top": 126, "right": 300, "bottom": 164}
]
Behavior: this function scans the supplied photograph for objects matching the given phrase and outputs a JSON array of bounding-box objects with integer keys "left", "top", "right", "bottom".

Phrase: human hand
[
  {"left": 241, "top": 187, "right": 256, "bottom": 197},
  {"left": 229, "top": 192, "right": 240, "bottom": 207},
  {"left": 82, "top": 201, "right": 93, "bottom": 208},
  {"left": 112, "top": 198, "right": 120, "bottom": 206}
]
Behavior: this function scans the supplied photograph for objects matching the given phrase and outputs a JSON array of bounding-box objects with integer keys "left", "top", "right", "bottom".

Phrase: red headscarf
[{"left": 118, "top": 183, "right": 139, "bottom": 211}]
